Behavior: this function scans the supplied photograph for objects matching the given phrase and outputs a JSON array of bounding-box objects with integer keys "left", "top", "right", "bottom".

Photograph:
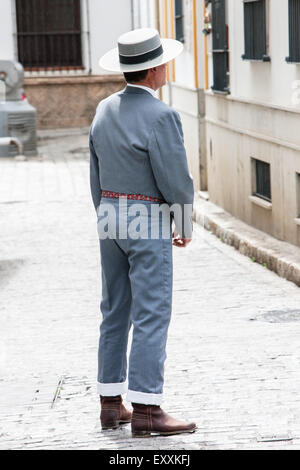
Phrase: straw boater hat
[{"left": 99, "top": 27, "right": 183, "bottom": 73}]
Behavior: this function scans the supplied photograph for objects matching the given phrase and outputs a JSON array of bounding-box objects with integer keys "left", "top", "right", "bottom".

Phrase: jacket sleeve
[
  {"left": 147, "top": 109, "right": 194, "bottom": 238},
  {"left": 89, "top": 128, "right": 101, "bottom": 212}
]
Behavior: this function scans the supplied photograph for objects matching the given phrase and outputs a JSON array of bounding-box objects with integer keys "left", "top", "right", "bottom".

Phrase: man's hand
[{"left": 172, "top": 229, "right": 192, "bottom": 248}]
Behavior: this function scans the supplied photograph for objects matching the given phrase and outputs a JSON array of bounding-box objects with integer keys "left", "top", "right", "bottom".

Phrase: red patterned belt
[{"left": 101, "top": 190, "right": 165, "bottom": 203}]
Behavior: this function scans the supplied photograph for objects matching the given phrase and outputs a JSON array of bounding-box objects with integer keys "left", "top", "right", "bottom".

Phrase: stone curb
[{"left": 193, "top": 192, "right": 300, "bottom": 287}]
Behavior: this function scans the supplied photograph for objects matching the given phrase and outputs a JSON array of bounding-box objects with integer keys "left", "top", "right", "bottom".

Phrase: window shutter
[
  {"left": 242, "top": 0, "right": 270, "bottom": 61},
  {"left": 175, "top": 0, "right": 184, "bottom": 43},
  {"left": 211, "top": 0, "right": 229, "bottom": 93},
  {"left": 286, "top": 0, "right": 300, "bottom": 63}
]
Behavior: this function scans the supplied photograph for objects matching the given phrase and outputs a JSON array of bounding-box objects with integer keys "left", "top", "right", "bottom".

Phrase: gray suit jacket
[{"left": 89, "top": 84, "right": 194, "bottom": 238}]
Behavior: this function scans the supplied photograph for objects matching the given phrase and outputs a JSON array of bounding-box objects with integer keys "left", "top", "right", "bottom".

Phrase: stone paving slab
[{"left": 1, "top": 134, "right": 300, "bottom": 449}]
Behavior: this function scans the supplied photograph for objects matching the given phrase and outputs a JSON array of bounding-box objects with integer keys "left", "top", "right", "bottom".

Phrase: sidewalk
[
  {"left": 193, "top": 193, "right": 300, "bottom": 288},
  {"left": 1, "top": 132, "right": 300, "bottom": 449}
]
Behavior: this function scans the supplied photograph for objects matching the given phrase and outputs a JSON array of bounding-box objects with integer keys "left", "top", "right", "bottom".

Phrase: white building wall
[
  {"left": 158, "top": 0, "right": 206, "bottom": 191},
  {"left": 0, "top": 0, "right": 203, "bottom": 81},
  {"left": 228, "top": 0, "right": 300, "bottom": 110},
  {"left": 0, "top": 0, "right": 15, "bottom": 61},
  {"left": 205, "top": 0, "right": 300, "bottom": 246},
  {"left": 174, "top": 0, "right": 196, "bottom": 89},
  {"left": 133, "top": 0, "right": 156, "bottom": 29},
  {"left": 0, "top": 0, "right": 133, "bottom": 75},
  {"left": 90, "top": 0, "right": 132, "bottom": 75}
]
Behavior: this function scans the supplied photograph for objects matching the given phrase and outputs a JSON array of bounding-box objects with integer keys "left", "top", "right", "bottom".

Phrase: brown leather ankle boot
[
  {"left": 100, "top": 395, "right": 132, "bottom": 430},
  {"left": 131, "top": 403, "right": 197, "bottom": 437}
]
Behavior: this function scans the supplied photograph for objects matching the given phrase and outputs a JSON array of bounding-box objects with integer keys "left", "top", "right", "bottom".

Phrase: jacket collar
[{"left": 122, "top": 84, "right": 155, "bottom": 97}]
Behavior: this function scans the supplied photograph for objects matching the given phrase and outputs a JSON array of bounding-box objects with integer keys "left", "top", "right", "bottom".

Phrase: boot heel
[
  {"left": 132, "top": 430, "right": 151, "bottom": 438},
  {"left": 102, "top": 421, "right": 119, "bottom": 430}
]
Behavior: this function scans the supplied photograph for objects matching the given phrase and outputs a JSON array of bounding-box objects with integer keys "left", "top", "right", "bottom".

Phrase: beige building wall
[{"left": 206, "top": 92, "right": 300, "bottom": 247}]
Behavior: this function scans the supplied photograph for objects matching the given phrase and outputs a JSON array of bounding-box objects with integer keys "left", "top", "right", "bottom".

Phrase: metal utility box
[{"left": 0, "top": 61, "right": 37, "bottom": 157}]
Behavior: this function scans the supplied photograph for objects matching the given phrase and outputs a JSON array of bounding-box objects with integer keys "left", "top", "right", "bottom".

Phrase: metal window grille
[
  {"left": 255, "top": 159, "right": 271, "bottom": 201},
  {"left": 211, "top": 0, "right": 229, "bottom": 93},
  {"left": 15, "top": 0, "right": 83, "bottom": 70},
  {"left": 175, "top": 0, "right": 184, "bottom": 43},
  {"left": 242, "top": 0, "right": 270, "bottom": 61},
  {"left": 286, "top": 0, "right": 300, "bottom": 63}
]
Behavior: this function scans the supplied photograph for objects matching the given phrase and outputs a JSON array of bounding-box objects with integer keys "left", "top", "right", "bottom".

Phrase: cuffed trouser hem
[
  {"left": 126, "top": 389, "right": 163, "bottom": 405},
  {"left": 97, "top": 380, "right": 127, "bottom": 396}
]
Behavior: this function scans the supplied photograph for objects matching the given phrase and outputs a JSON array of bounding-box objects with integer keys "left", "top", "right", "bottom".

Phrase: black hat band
[{"left": 119, "top": 44, "right": 163, "bottom": 65}]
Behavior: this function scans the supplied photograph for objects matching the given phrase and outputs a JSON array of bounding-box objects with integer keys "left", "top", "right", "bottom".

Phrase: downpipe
[{"left": 0, "top": 137, "right": 24, "bottom": 157}]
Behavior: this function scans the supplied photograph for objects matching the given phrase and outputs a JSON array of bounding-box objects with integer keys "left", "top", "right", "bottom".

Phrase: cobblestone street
[{"left": 1, "top": 131, "right": 300, "bottom": 450}]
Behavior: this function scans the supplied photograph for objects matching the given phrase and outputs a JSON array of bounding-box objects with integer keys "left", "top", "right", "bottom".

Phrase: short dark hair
[{"left": 123, "top": 69, "right": 149, "bottom": 83}]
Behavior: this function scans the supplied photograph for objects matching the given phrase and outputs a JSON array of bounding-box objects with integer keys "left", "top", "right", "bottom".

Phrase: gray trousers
[{"left": 96, "top": 197, "right": 173, "bottom": 405}]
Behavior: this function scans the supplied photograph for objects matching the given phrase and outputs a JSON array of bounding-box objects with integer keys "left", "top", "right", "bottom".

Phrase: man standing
[{"left": 90, "top": 28, "right": 196, "bottom": 437}]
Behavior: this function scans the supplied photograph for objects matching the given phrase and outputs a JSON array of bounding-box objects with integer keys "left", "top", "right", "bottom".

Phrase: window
[
  {"left": 242, "top": 0, "right": 270, "bottom": 61},
  {"left": 286, "top": 0, "right": 300, "bottom": 63},
  {"left": 16, "top": 0, "right": 83, "bottom": 70},
  {"left": 175, "top": 0, "right": 184, "bottom": 43},
  {"left": 254, "top": 159, "right": 271, "bottom": 201},
  {"left": 211, "top": 0, "right": 229, "bottom": 93}
]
